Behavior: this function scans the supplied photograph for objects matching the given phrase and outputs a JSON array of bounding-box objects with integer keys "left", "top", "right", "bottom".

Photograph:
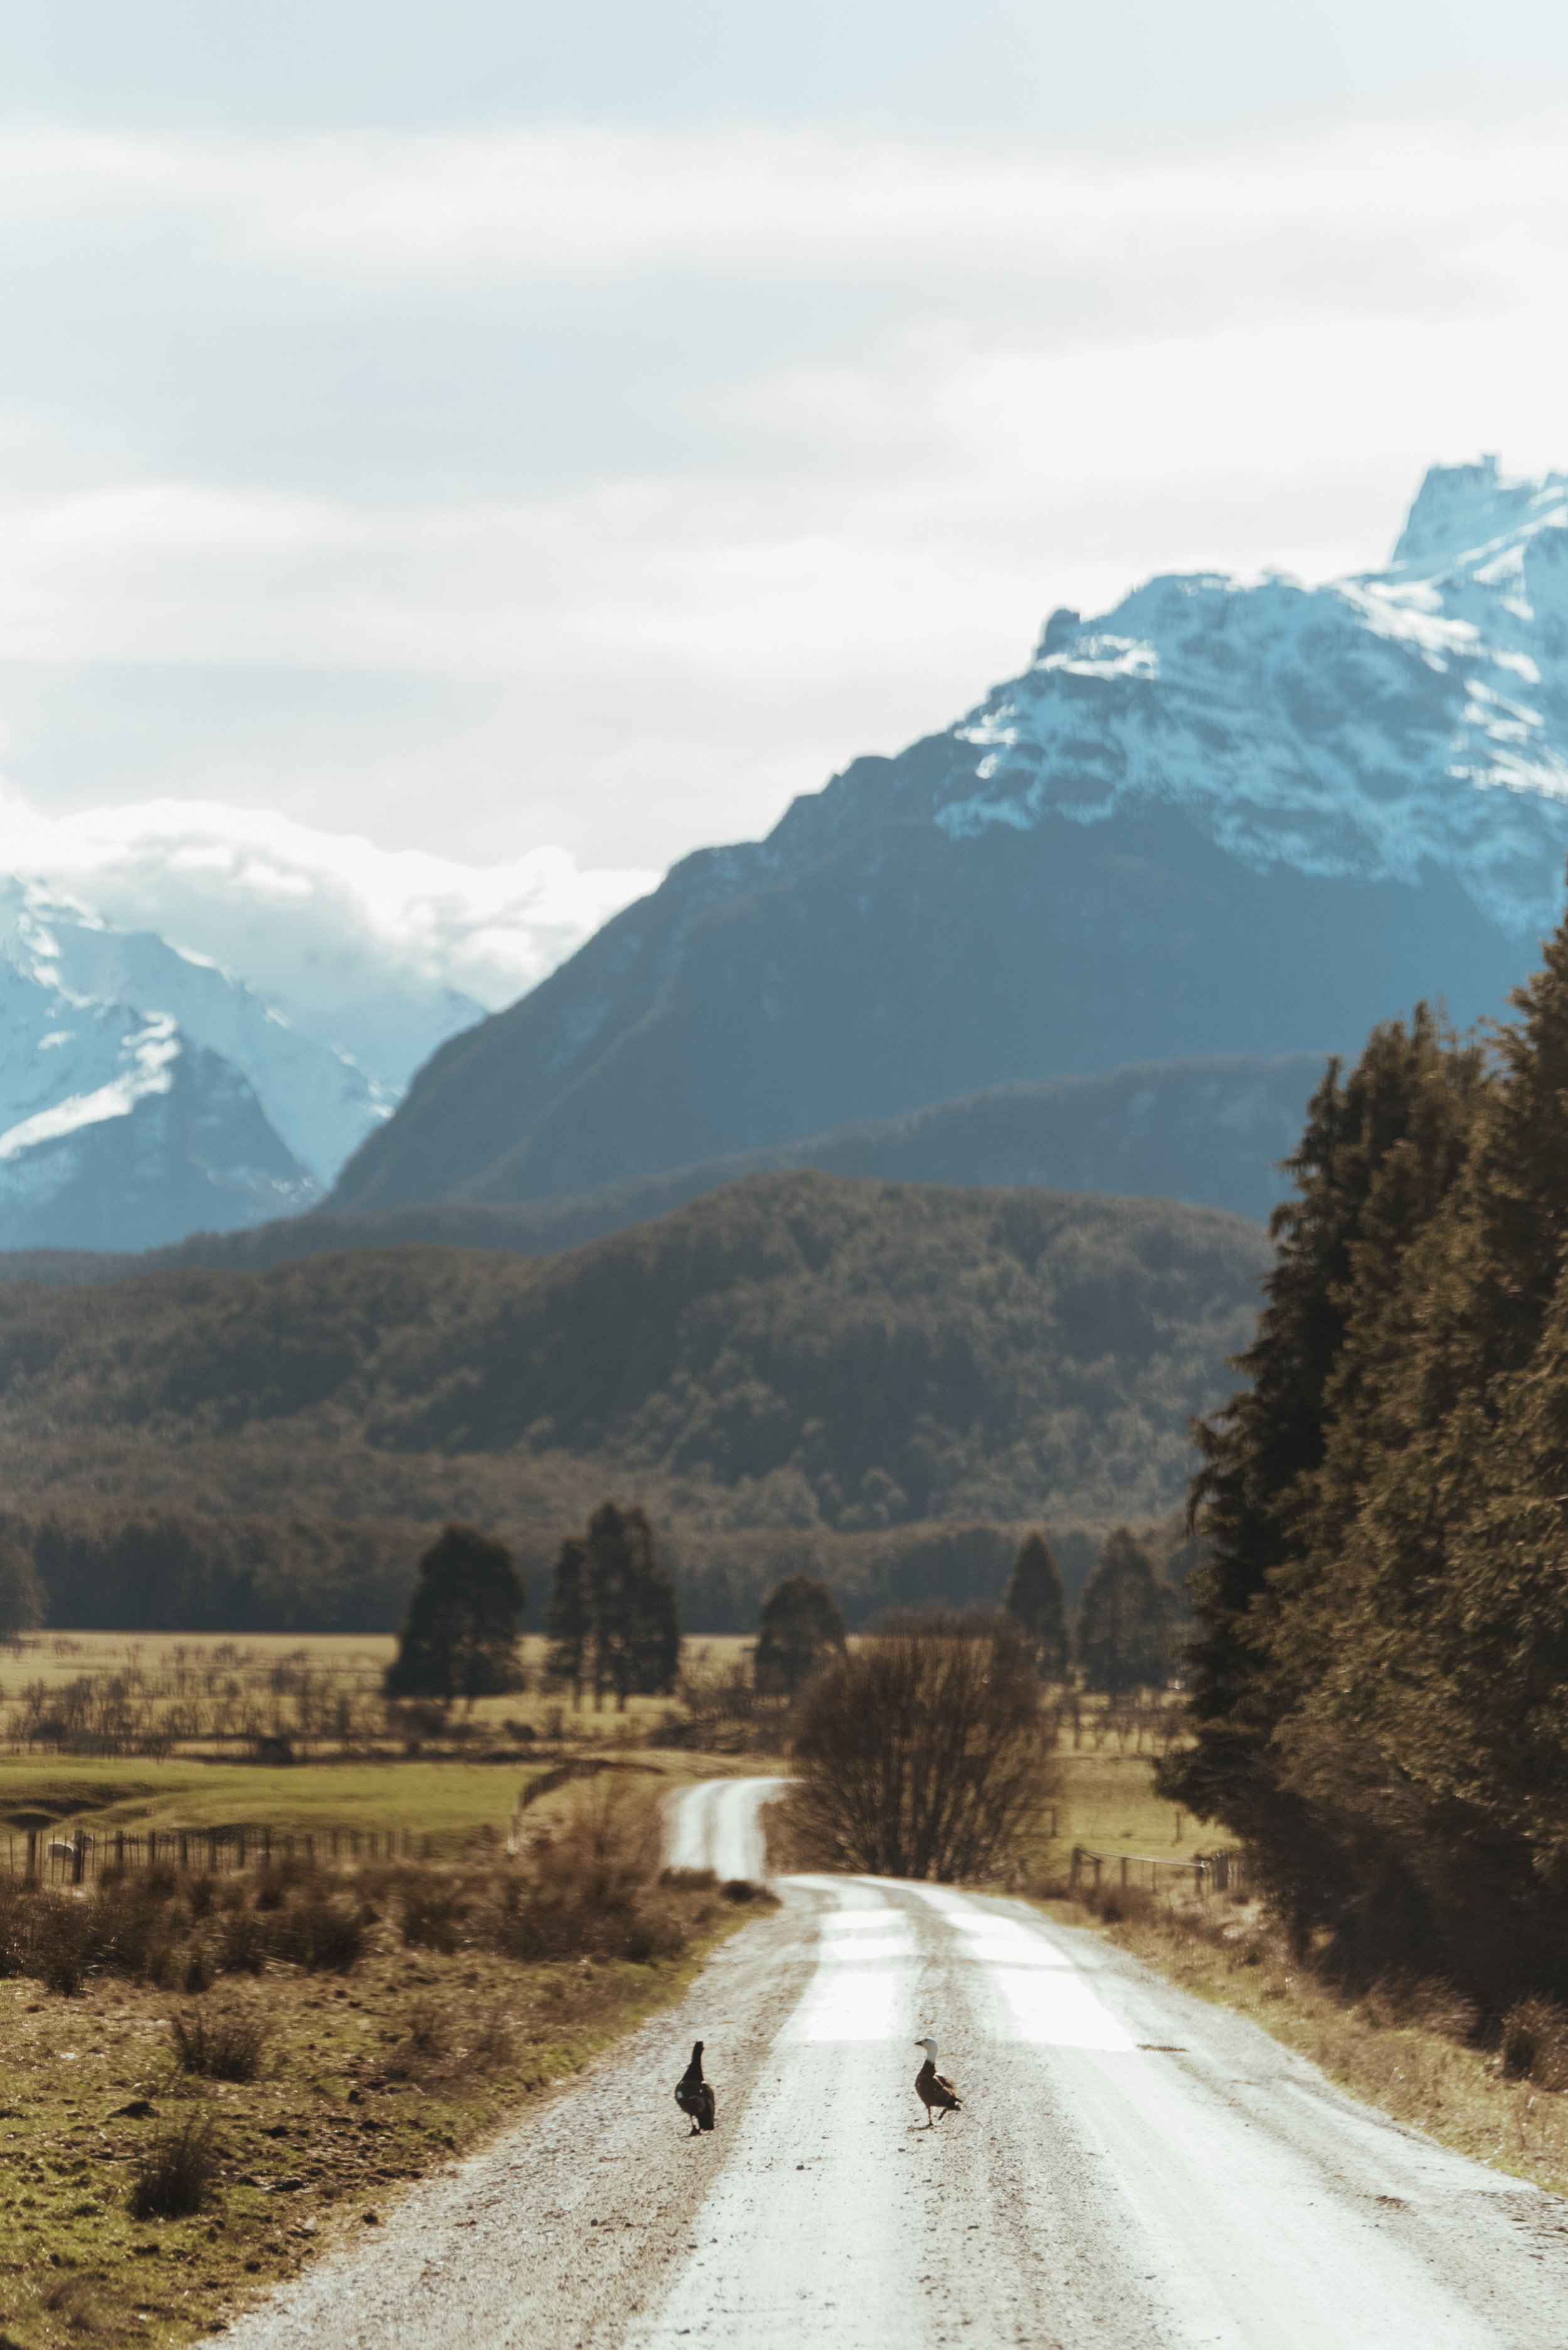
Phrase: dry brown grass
[
  {"left": 1067, "top": 1883, "right": 1568, "bottom": 2196},
  {"left": 0, "top": 1781, "right": 771, "bottom": 2350}
]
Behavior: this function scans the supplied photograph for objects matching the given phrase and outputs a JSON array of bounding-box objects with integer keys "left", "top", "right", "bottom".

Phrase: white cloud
[
  {"left": 0, "top": 790, "right": 656, "bottom": 1081},
  {"left": 0, "top": 117, "right": 1565, "bottom": 875}
]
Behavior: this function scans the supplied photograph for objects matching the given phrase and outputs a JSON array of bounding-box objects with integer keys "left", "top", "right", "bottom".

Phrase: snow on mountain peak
[{"left": 938, "top": 460, "right": 1568, "bottom": 940}]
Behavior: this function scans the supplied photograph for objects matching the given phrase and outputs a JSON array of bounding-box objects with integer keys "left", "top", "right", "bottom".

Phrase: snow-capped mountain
[
  {"left": 332, "top": 459, "right": 1563, "bottom": 1215},
  {"left": 945, "top": 456, "right": 1568, "bottom": 937},
  {"left": 0, "top": 884, "right": 395, "bottom": 1248}
]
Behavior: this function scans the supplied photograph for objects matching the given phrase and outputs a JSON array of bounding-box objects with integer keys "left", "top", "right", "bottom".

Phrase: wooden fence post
[{"left": 72, "top": 1830, "right": 87, "bottom": 1886}]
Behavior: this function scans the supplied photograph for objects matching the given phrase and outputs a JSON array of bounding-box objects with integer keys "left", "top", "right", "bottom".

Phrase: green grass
[{"left": 0, "top": 1750, "right": 747, "bottom": 1861}]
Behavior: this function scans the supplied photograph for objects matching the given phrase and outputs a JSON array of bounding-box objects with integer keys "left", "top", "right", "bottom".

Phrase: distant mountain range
[
  {"left": 0, "top": 1050, "right": 1322, "bottom": 1282},
  {"left": 0, "top": 884, "right": 398, "bottom": 1248},
  {"left": 329, "top": 459, "right": 1564, "bottom": 1221},
  {"left": 8, "top": 456, "right": 1568, "bottom": 1254}
]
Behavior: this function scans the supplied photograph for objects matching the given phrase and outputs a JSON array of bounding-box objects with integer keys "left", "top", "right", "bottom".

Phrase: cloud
[
  {"left": 0, "top": 116, "right": 1566, "bottom": 875},
  {"left": 0, "top": 789, "right": 656, "bottom": 1082}
]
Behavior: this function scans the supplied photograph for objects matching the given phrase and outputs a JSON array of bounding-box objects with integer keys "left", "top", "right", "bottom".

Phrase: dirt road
[{"left": 208, "top": 1778, "right": 1568, "bottom": 2350}]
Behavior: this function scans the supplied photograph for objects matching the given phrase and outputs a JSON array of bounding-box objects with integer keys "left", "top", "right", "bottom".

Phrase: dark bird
[
  {"left": 914, "top": 2037, "right": 961, "bottom": 2126},
  {"left": 675, "top": 2039, "right": 716, "bottom": 2134}
]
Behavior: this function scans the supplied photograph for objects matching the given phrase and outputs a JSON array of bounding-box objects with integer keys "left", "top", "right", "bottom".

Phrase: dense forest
[
  {"left": 1167, "top": 912, "right": 1568, "bottom": 2006},
  {"left": 0, "top": 1171, "right": 1264, "bottom": 1553}
]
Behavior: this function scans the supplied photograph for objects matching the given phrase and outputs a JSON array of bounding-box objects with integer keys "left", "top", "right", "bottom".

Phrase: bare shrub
[
  {"left": 376, "top": 1995, "right": 513, "bottom": 2087},
  {"left": 495, "top": 1780, "right": 692, "bottom": 1962},
  {"left": 216, "top": 1908, "right": 269, "bottom": 1974},
  {"left": 1362, "top": 1975, "right": 1479, "bottom": 2041},
  {"left": 127, "top": 2115, "right": 220, "bottom": 2220},
  {"left": 787, "top": 1611, "right": 1054, "bottom": 1880},
  {"left": 400, "top": 1881, "right": 467, "bottom": 1954},
  {"left": 31, "top": 1899, "right": 96, "bottom": 1997},
  {"left": 379, "top": 1995, "right": 451, "bottom": 2081},
  {"left": 170, "top": 2004, "right": 269, "bottom": 2082},
  {"left": 272, "top": 1896, "right": 365, "bottom": 1973},
  {"left": 1501, "top": 1994, "right": 1568, "bottom": 2088}
]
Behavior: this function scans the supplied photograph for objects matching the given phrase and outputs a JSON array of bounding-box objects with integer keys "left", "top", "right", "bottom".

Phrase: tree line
[
  {"left": 376, "top": 1507, "right": 1187, "bottom": 1709},
  {"left": 1162, "top": 907, "right": 1568, "bottom": 2006}
]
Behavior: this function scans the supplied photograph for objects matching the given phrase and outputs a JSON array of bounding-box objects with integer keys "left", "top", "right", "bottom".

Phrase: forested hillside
[
  {"left": 0, "top": 1171, "right": 1267, "bottom": 1627},
  {"left": 1168, "top": 916, "right": 1568, "bottom": 2007}
]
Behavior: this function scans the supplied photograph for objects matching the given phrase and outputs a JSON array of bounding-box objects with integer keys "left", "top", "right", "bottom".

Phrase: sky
[{"left": 4, "top": 0, "right": 1568, "bottom": 1005}]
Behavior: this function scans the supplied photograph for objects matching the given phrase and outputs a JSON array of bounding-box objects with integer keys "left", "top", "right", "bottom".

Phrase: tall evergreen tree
[
  {"left": 583, "top": 1502, "right": 681, "bottom": 1709},
  {"left": 0, "top": 1537, "right": 42, "bottom": 1642},
  {"left": 755, "top": 1573, "right": 845, "bottom": 1696},
  {"left": 1158, "top": 1012, "right": 1483, "bottom": 1885},
  {"left": 1001, "top": 1531, "right": 1069, "bottom": 1679},
  {"left": 1076, "top": 1529, "right": 1172, "bottom": 1694},
  {"left": 543, "top": 1535, "right": 591, "bottom": 1706},
  {"left": 384, "top": 1524, "right": 526, "bottom": 1704}
]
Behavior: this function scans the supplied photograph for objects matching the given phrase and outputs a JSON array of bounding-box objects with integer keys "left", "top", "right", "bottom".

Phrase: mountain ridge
[
  {"left": 332, "top": 457, "right": 1562, "bottom": 1218},
  {"left": 0, "top": 1050, "right": 1315, "bottom": 1285}
]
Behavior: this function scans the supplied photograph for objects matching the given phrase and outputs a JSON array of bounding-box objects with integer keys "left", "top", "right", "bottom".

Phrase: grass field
[
  {"left": 1, "top": 1632, "right": 760, "bottom": 1755},
  {"left": 0, "top": 1632, "right": 1191, "bottom": 1880}
]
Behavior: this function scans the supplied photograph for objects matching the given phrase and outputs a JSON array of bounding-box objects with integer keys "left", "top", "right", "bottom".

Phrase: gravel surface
[{"left": 206, "top": 1782, "right": 1568, "bottom": 2350}]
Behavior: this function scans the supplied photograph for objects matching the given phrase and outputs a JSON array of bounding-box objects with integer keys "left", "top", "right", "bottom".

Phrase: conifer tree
[
  {"left": 755, "top": 1573, "right": 845, "bottom": 1696},
  {"left": 1076, "top": 1529, "right": 1172, "bottom": 1694},
  {"left": 583, "top": 1502, "right": 681, "bottom": 1709},
  {"left": 543, "top": 1535, "right": 591, "bottom": 1706},
  {"left": 1001, "top": 1531, "right": 1069, "bottom": 1679},
  {"left": 0, "top": 1538, "right": 42, "bottom": 1642},
  {"left": 1158, "top": 1011, "right": 1483, "bottom": 1878},
  {"left": 384, "top": 1524, "right": 526, "bottom": 1704}
]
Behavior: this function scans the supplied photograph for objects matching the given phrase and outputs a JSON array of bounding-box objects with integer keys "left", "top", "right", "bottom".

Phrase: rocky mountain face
[{"left": 332, "top": 459, "right": 1564, "bottom": 1216}]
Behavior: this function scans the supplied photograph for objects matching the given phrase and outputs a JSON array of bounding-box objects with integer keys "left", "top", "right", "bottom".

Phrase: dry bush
[
  {"left": 787, "top": 1611, "right": 1054, "bottom": 1880},
  {"left": 1501, "top": 1994, "right": 1568, "bottom": 2088},
  {"left": 376, "top": 1994, "right": 515, "bottom": 2087},
  {"left": 127, "top": 2115, "right": 220, "bottom": 2220},
  {"left": 399, "top": 1879, "right": 469, "bottom": 1953},
  {"left": 216, "top": 1907, "right": 269, "bottom": 1974},
  {"left": 1360, "top": 1975, "right": 1479, "bottom": 2041},
  {"left": 270, "top": 1894, "right": 366, "bottom": 1972},
  {"left": 496, "top": 1778, "right": 699, "bottom": 1963},
  {"left": 170, "top": 2003, "right": 269, "bottom": 2082}
]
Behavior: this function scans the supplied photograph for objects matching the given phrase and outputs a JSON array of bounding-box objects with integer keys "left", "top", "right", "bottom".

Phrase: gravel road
[{"left": 207, "top": 1779, "right": 1568, "bottom": 2350}]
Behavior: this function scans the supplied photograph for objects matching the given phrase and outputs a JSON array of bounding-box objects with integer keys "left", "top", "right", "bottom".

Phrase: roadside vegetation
[
  {"left": 0, "top": 1780, "right": 766, "bottom": 2350},
  {"left": 1167, "top": 905, "right": 1568, "bottom": 2013}
]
